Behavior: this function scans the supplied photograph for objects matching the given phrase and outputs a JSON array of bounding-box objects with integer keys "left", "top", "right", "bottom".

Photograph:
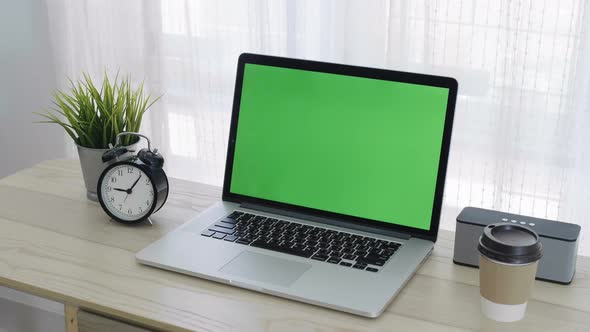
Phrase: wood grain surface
[
  {"left": 65, "top": 304, "right": 79, "bottom": 332},
  {"left": 0, "top": 160, "right": 588, "bottom": 331}
]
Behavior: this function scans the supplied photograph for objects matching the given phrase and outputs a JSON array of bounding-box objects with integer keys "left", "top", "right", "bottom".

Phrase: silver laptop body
[{"left": 137, "top": 53, "right": 458, "bottom": 317}]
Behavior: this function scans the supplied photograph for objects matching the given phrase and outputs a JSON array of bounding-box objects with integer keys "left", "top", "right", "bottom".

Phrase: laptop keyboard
[{"left": 200, "top": 211, "right": 402, "bottom": 273}]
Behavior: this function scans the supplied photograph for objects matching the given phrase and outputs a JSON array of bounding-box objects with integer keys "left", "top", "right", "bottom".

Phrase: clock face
[{"left": 99, "top": 164, "right": 155, "bottom": 222}]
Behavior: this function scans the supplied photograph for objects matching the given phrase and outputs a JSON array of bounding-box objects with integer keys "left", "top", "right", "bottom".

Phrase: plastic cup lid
[{"left": 478, "top": 223, "right": 543, "bottom": 264}]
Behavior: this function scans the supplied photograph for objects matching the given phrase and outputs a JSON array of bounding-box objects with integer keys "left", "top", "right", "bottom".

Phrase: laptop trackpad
[{"left": 219, "top": 251, "right": 311, "bottom": 287}]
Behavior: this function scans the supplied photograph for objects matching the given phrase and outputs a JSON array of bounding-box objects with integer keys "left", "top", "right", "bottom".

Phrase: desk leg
[{"left": 65, "top": 304, "right": 79, "bottom": 332}]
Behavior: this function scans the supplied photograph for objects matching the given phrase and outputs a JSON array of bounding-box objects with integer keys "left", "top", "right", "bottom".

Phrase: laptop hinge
[{"left": 240, "top": 203, "right": 412, "bottom": 240}]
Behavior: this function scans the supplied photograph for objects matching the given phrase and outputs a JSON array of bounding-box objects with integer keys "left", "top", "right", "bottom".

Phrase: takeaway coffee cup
[{"left": 477, "top": 223, "right": 543, "bottom": 322}]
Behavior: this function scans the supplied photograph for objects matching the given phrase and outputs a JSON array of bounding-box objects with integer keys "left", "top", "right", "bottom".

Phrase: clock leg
[{"left": 146, "top": 217, "right": 153, "bottom": 226}]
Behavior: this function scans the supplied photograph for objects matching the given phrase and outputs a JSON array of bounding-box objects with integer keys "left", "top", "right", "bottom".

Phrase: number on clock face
[{"left": 100, "top": 165, "right": 155, "bottom": 221}]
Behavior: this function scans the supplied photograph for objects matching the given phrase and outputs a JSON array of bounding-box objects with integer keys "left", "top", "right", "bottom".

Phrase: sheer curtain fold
[{"left": 45, "top": 0, "right": 590, "bottom": 253}]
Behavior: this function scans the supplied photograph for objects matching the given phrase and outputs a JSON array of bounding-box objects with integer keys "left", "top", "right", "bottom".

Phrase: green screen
[{"left": 230, "top": 64, "right": 449, "bottom": 230}]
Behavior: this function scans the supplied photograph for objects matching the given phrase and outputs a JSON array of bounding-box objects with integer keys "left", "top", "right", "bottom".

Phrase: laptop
[{"left": 136, "top": 53, "right": 458, "bottom": 317}]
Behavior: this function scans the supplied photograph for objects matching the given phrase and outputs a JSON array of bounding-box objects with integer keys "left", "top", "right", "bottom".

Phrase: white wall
[
  {"left": 0, "top": 0, "right": 67, "bottom": 178},
  {"left": 0, "top": 2, "right": 68, "bottom": 331},
  {"left": 0, "top": 287, "right": 64, "bottom": 332}
]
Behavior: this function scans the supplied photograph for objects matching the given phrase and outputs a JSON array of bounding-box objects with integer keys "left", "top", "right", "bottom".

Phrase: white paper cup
[
  {"left": 477, "top": 223, "right": 542, "bottom": 322},
  {"left": 480, "top": 296, "right": 527, "bottom": 322}
]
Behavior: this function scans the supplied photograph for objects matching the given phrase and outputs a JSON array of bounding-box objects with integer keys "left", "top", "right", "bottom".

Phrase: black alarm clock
[{"left": 97, "top": 132, "right": 169, "bottom": 225}]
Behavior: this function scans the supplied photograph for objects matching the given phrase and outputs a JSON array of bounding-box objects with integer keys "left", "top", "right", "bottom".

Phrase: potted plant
[{"left": 38, "top": 73, "right": 160, "bottom": 201}]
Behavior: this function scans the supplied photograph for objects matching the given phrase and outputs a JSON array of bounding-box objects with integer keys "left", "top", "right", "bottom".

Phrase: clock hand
[
  {"left": 113, "top": 188, "right": 128, "bottom": 192},
  {"left": 128, "top": 174, "right": 142, "bottom": 193}
]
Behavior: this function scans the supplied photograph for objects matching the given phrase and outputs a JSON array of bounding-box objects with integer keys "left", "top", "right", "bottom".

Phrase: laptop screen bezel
[{"left": 222, "top": 53, "right": 457, "bottom": 242}]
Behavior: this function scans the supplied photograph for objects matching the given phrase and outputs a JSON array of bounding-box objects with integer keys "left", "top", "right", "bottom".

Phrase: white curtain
[{"left": 45, "top": 0, "right": 590, "bottom": 254}]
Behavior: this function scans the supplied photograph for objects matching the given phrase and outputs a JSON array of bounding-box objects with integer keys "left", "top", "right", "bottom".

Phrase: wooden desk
[{"left": 0, "top": 160, "right": 588, "bottom": 331}]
